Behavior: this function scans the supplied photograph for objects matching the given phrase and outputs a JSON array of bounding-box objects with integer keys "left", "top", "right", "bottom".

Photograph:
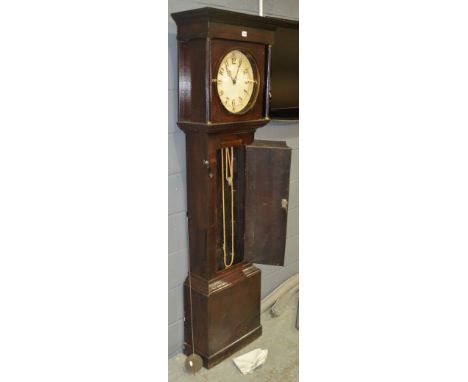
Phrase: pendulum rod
[{"left": 221, "top": 147, "right": 235, "bottom": 269}]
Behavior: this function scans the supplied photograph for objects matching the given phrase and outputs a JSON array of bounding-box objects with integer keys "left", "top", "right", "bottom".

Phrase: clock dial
[{"left": 216, "top": 49, "right": 258, "bottom": 114}]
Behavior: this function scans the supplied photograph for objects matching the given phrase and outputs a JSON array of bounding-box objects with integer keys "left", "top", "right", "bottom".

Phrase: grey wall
[{"left": 168, "top": 0, "right": 299, "bottom": 358}]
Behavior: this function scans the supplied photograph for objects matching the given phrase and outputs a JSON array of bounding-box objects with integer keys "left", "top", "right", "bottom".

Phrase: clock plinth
[{"left": 183, "top": 263, "right": 262, "bottom": 369}]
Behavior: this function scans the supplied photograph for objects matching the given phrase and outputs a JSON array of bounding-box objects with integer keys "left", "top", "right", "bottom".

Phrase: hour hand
[{"left": 225, "top": 62, "right": 234, "bottom": 82}]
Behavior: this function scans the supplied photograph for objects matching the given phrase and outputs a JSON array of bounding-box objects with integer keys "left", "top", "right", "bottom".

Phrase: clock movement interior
[{"left": 215, "top": 145, "right": 246, "bottom": 271}]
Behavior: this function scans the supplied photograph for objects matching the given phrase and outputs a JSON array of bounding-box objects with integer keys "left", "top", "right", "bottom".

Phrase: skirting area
[{"left": 168, "top": 294, "right": 299, "bottom": 382}]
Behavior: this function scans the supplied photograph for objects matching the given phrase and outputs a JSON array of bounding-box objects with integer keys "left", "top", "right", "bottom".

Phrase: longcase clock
[{"left": 171, "top": 7, "right": 292, "bottom": 369}]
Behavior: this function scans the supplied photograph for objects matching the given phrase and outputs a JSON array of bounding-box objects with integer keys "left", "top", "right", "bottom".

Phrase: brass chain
[{"left": 221, "top": 147, "right": 235, "bottom": 268}]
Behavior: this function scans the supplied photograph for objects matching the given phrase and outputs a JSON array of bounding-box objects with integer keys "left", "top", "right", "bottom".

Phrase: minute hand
[{"left": 234, "top": 59, "right": 242, "bottom": 84}]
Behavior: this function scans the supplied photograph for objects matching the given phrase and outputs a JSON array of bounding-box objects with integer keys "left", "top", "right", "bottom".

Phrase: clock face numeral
[{"left": 216, "top": 49, "right": 258, "bottom": 114}]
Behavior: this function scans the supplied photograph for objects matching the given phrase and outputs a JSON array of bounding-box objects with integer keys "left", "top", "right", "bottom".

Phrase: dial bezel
[{"left": 214, "top": 48, "right": 260, "bottom": 115}]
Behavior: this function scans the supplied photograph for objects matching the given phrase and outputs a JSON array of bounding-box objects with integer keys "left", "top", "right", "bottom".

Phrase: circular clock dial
[{"left": 216, "top": 49, "right": 258, "bottom": 114}]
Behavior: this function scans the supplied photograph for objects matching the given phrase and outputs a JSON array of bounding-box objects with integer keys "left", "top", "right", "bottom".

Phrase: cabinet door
[{"left": 244, "top": 140, "right": 292, "bottom": 266}]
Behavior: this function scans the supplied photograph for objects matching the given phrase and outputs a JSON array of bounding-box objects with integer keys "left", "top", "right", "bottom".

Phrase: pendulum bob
[{"left": 185, "top": 353, "right": 203, "bottom": 374}]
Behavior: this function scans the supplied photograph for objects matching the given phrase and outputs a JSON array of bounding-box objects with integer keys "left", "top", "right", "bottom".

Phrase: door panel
[{"left": 244, "top": 140, "right": 292, "bottom": 266}]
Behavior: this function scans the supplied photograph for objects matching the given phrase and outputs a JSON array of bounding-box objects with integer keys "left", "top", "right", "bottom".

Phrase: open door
[{"left": 244, "top": 140, "right": 292, "bottom": 266}]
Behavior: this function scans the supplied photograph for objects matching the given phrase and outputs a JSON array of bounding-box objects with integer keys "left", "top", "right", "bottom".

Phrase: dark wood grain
[
  {"left": 244, "top": 140, "right": 292, "bottom": 266},
  {"left": 174, "top": 8, "right": 273, "bottom": 128},
  {"left": 178, "top": 39, "right": 208, "bottom": 123},
  {"left": 172, "top": 7, "right": 276, "bottom": 44},
  {"left": 183, "top": 264, "right": 262, "bottom": 369}
]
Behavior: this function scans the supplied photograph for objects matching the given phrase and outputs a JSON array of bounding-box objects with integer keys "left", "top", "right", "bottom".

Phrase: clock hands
[
  {"left": 225, "top": 59, "right": 243, "bottom": 85},
  {"left": 233, "top": 59, "right": 242, "bottom": 85},
  {"left": 217, "top": 50, "right": 255, "bottom": 113},
  {"left": 225, "top": 61, "right": 235, "bottom": 83}
]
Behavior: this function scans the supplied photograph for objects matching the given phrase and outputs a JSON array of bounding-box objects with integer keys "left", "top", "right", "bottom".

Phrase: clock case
[{"left": 171, "top": 8, "right": 292, "bottom": 369}]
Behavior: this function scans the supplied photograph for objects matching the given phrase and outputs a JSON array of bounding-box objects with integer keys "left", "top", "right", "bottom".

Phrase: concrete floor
[{"left": 168, "top": 294, "right": 299, "bottom": 382}]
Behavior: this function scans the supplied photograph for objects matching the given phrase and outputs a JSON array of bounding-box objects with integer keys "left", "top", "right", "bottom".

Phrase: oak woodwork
[
  {"left": 244, "top": 140, "right": 292, "bottom": 266},
  {"left": 171, "top": 7, "right": 292, "bottom": 369}
]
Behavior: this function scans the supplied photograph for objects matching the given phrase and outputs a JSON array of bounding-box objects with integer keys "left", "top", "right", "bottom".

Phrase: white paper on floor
[{"left": 232, "top": 348, "right": 268, "bottom": 375}]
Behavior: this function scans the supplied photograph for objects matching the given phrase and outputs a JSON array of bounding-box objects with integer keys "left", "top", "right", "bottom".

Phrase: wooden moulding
[
  {"left": 177, "top": 119, "right": 269, "bottom": 135},
  {"left": 173, "top": 8, "right": 274, "bottom": 128},
  {"left": 172, "top": 7, "right": 276, "bottom": 44}
]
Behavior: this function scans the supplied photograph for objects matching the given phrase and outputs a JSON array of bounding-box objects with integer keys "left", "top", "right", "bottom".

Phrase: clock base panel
[{"left": 183, "top": 263, "right": 262, "bottom": 369}]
